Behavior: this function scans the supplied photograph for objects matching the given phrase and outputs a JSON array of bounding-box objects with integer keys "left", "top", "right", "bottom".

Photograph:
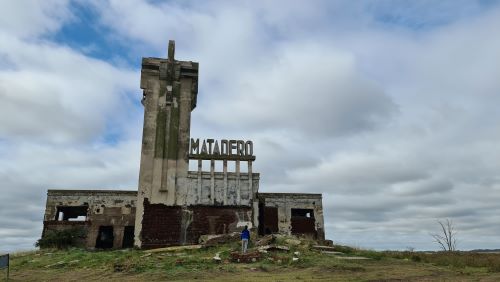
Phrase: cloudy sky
[{"left": 1, "top": 0, "right": 500, "bottom": 253}]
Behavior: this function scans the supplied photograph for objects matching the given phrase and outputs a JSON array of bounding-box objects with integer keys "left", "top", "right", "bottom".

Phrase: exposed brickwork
[
  {"left": 141, "top": 198, "right": 182, "bottom": 249},
  {"left": 291, "top": 217, "right": 316, "bottom": 238},
  {"left": 141, "top": 198, "right": 251, "bottom": 248},
  {"left": 187, "top": 206, "right": 251, "bottom": 242}
]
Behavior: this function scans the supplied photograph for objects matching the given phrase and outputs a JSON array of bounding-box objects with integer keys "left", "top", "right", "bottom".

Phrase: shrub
[{"left": 36, "top": 228, "right": 86, "bottom": 249}]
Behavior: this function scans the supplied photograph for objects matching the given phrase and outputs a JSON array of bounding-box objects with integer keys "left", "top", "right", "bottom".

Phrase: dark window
[
  {"left": 55, "top": 206, "right": 88, "bottom": 221},
  {"left": 291, "top": 208, "right": 314, "bottom": 218}
]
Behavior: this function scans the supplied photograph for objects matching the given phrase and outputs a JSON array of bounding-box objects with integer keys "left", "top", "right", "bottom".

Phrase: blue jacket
[{"left": 241, "top": 229, "right": 250, "bottom": 240}]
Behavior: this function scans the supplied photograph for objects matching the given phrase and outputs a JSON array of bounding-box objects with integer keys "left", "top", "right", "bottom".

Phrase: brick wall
[{"left": 141, "top": 198, "right": 251, "bottom": 249}]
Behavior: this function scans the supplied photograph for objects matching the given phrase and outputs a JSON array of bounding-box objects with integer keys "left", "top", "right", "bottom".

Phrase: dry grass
[{"left": 6, "top": 240, "right": 500, "bottom": 281}]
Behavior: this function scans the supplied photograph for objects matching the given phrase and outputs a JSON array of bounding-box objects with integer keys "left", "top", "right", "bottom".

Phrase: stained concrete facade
[
  {"left": 41, "top": 41, "right": 326, "bottom": 249},
  {"left": 258, "top": 193, "right": 325, "bottom": 241},
  {"left": 43, "top": 190, "right": 137, "bottom": 249}
]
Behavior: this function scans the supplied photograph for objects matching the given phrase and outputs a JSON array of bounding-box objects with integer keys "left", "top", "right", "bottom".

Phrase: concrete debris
[
  {"left": 292, "top": 257, "right": 299, "bottom": 262},
  {"left": 145, "top": 244, "right": 202, "bottom": 253},
  {"left": 258, "top": 245, "right": 290, "bottom": 252},
  {"left": 199, "top": 232, "right": 240, "bottom": 246},
  {"left": 213, "top": 252, "right": 222, "bottom": 263},
  {"left": 285, "top": 239, "right": 301, "bottom": 246},
  {"left": 255, "top": 234, "right": 274, "bottom": 246}
]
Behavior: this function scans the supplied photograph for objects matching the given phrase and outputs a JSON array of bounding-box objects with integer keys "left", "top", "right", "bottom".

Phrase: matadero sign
[{"left": 190, "top": 138, "right": 255, "bottom": 161}]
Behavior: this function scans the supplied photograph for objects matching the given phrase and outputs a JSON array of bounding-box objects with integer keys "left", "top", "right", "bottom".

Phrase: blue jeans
[{"left": 241, "top": 239, "right": 248, "bottom": 253}]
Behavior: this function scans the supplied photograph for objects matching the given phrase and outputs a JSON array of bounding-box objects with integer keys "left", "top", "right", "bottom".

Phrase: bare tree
[{"left": 431, "top": 219, "right": 458, "bottom": 251}]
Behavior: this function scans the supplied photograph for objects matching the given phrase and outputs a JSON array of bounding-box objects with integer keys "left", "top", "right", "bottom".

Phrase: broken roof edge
[
  {"left": 258, "top": 192, "right": 322, "bottom": 198},
  {"left": 47, "top": 189, "right": 138, "bottom": 195}
]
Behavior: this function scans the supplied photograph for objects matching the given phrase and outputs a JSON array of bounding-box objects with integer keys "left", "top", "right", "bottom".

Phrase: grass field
[{"left": 5, "top": 239, "right": 500, "bottom": 281}]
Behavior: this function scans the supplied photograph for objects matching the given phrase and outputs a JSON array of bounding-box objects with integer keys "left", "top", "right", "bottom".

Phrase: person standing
[{"left": 241, "top": 225, "right": 250, "bottom": 253}]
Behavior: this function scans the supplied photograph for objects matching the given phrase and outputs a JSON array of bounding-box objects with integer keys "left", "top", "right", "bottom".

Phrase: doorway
[
  {"left": 122, "top": 226, "right": 134, "bottom": 248},
  {"left": 291, "top": 208, "right": 316, "bottom": 238},
  {"left": 259, "top": 205, "right": 279, "bottom": 235},
  {"left": 95, "top": 226, "right": 114, "bottom": 249}
]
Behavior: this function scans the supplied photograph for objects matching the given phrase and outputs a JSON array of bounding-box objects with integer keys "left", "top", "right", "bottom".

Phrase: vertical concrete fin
[
  {"left": 236, "top": 160, "right": 241, "bottom": 205},
  {"left": 197, "top": 160, "right": 202, "bottom": 203},
  {"left": 168, "top": 40, "right": 175, "bottom": 61},
  {"left": 210, "top": 160, "right": 215, "bottom": 205},
  {"left": 223, "top": 160, "right": 228, "bottom": 205}
]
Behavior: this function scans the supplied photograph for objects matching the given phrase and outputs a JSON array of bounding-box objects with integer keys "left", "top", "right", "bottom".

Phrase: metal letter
[
  {"left": 213, "top": 140, "right": 220, "bottom": 155},
  {"left": 245, "top": 141, "right": 253, "bottom": 156},
  {"left": 201, "top": 140, "right": 208, "bottom": 154},
  {"left": 190, "top": 138, "right": 200, "bottom": 155},
  {"left": 229, "top": 140, "right": 237, "bottom": 156},
  {"left": 207, "top": 139, "right": 214, "bottom": 155},
  {"left": 237, "top": 140, "right": 244, "bottom": 156},
  {"left": 221, "top": 140, "right": 229, "bottom": 155}
]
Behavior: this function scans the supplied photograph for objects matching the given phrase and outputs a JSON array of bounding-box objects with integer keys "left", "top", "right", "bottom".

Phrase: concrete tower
[{"left": 134, "top": 41, "right": 199, "bottom": 247}]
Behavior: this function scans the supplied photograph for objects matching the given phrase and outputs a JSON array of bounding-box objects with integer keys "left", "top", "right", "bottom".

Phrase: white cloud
[
  {"left": 0, "top": 32, "right": 138, "bottom": 143},
  {"left": 0, "top": 0, "right": 72, "bottom": 38}
]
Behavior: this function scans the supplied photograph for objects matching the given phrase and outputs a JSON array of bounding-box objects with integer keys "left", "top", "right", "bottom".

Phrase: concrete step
[
  {"left": 321, "top": 251, "right": 344, "bottom": 255},
  {"left": 312, "top": 245, "right": 337, "bottom": 251}
]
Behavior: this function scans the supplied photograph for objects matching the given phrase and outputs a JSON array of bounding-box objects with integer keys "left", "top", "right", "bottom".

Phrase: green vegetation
[
  {"left": 35, "top": 228, "right": 86, "bottom": 249},
  {"left": 9, "top": 237, "right": 500, "bottom": 281}
]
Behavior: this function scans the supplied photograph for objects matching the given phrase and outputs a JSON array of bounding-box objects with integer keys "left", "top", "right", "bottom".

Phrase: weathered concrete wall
[
  {"left": 184, "top": 172, "right": 259, "bottom": 206},
  {"left": 42, "top": 190, "right": 137, "bottom": 249},
  {"left": 135, "top": 41, "right": 200, "bottom": 248},
  {"left": 258, "top": 193, "right": 325, "bottom": 240},
  {"left": 140, "top": 198, "right": 252, "bottom": 249}
]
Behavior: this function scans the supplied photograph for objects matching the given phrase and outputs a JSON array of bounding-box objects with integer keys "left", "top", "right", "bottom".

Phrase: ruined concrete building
[{"left": 41, "top": 41, "right": 326, "bottom": 249}]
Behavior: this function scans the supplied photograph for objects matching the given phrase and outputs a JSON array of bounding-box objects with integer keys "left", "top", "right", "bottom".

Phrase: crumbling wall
[
  {"left": 258, "top": 193, "right": 325, "bottom": 240},
  {"left": 140, "top": 198, "right": 252, "bottom": 249},
  {"left": 42, "top": 190, "right": 137, "bottom": 249}
]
